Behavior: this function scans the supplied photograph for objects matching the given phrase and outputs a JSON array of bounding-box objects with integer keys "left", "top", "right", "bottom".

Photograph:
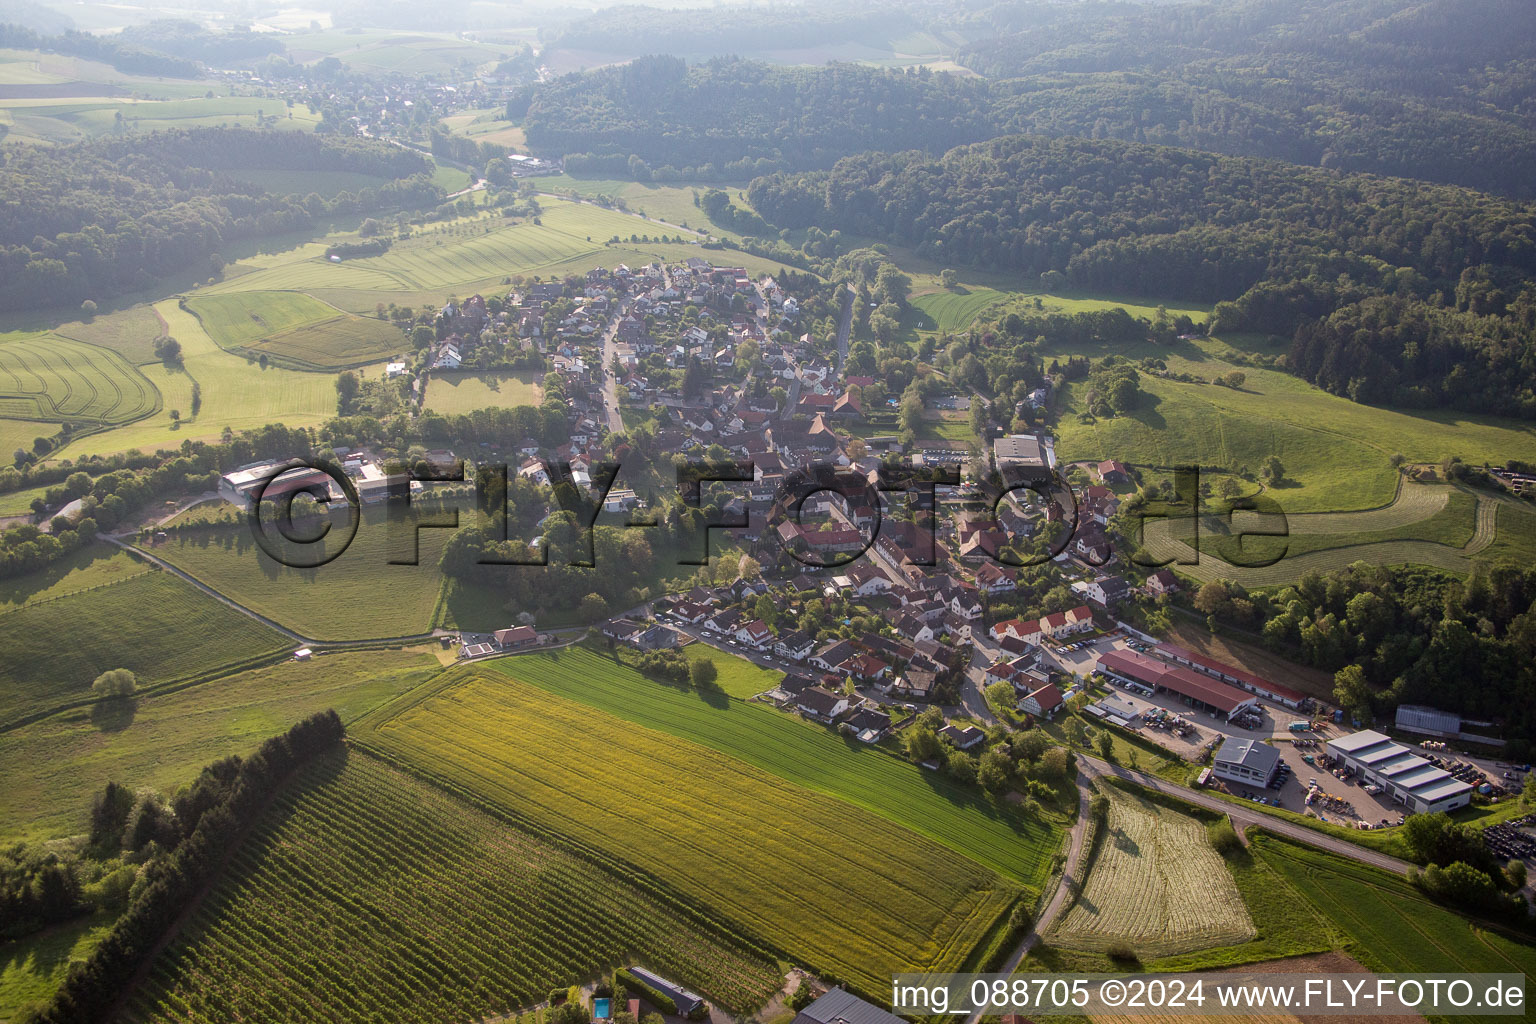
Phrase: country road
[
  {"left": 1077, "top": 753, "right": 1413, "bottom": 875},
  {"left": 599, "top": 296, "right": 633, "bottom": 433},
  {"left": 965, "top": 772, "right": 1096, "bottom": 1023},
  {"left": 834, "top": 283, "right": 853, "bottom": 376}
]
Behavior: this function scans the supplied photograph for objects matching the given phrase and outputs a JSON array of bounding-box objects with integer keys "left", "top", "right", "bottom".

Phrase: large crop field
[
  {"left": 60, "top": 300, "right": 337, "bottom": 458},
  {"left": 123, "top": 748, "right": 783, "bottom": 1024},
  {"left": 184, "top": 290, "right": 404, "bottom": 369},
  {"left": 140, "top": 507, "right": 453, "bottom": 640},
  {"left": 491, "top": 648, "right": 1056, "bottom": 882},
  {"left": 0, "top": 647, "right": 439, "bottom": 842},
  {"left": 185, "top": 290, "right": 339, "bottom": 347},
  {"left": 1049, "top": 787, "right": 1255, "bottom": 957},
  {"left": 1251, "top": 835, "right": 1536, "bottom": 985},
  {"left": 424, "top": 369, "right": 543, "bottom": 413},
  {"left": 198, "top": 200, "right": 803, "bottom": 311},
  {"left": 0, "top": 331, "right": 157, "bottom": 424},
  {"left": 0, "top": 568, "right": 291, "bottom": 730},
  {"left": 356, "top": 668, "right": 1027, "bottom": 994}
]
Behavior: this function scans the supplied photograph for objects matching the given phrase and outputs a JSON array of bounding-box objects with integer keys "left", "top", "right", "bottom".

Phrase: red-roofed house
[{"left": 1018, "top": 683, "right": 1065, "bottom": 720}]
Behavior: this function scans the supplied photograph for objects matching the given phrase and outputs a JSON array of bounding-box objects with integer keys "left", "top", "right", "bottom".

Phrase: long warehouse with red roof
[{"left": 1097, "top": 649, "right": 1260, "bottom": 720}]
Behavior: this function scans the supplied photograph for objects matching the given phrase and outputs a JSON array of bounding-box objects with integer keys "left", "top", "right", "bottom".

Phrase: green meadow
[
  {"left": 1253, "top": 835, "right": 1536, "bottom": 986},
  {"left": 423, "top": 369, "right": 544, "bottom": 413},
  {"left": 140, "top": 507, "right": 452, "bottom": 641},
  {"left": 185, "top": 290, "right": 405, "bottom": 369},
  {"left": 56, "top": 300, "right": 337, "bottom": 458},
  {"left": 0, "top": 568, "right": 290, "bottom": 730},
  {"left": 1055, "top": 343, "right": 1536, "bottom": 514},
  {"left": 0, "top": 648, "right": 440, "bottom": 841}
]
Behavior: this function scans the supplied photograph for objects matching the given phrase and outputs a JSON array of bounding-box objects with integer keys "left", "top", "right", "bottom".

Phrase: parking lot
[{"left": 1045, "top": 633, "right": 1422, "bottom": 824}]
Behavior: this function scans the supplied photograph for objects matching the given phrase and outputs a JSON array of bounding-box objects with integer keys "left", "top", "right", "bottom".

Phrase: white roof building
[{"left": 1326, "top": 729, "right": 1473, "bottom": 815}]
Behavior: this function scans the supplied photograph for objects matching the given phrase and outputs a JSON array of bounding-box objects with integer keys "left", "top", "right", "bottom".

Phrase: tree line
[
  {"left": 22, "top": 711, "right": 345, "bottom": 1024},
  {"left": 1189, "top": 561, "right": 1536, "bottom": 755}
]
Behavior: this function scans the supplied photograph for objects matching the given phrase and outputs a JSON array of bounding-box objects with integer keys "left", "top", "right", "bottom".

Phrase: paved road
[
  {"left": 1076, "top": 753, "right": 1413, "bottom": 876},
  {"left": 834, "top": 284, "right": 853, "bottom": 375},
  {"left": 598, "top": 296, "right": 633, "bottom": 433}
]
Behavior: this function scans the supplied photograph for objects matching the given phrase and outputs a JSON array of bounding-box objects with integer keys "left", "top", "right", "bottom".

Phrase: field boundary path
[
  {"left": 963, "top": 753, "right": 1412, "bottom": 1010},
  {"left": 964, "top": 772, "right": 1094, "bottom": 1024},
  {"left": 101, "top": 534, "right": 446, "bottom": 649}
]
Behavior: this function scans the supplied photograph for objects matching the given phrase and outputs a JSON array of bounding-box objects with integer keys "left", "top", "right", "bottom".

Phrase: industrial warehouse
[
  {"left": 1152, "top": 642, "right": 1308, "bottom": 710},
  {"left": 1097, "top": 649, "right": 1260, "bottom": 720},
  {"left": 1324, "top": 730, "right": 1474, "bottom": 814}
]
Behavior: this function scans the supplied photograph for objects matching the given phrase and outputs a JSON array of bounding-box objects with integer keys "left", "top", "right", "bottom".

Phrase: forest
[
  {"left": 1191, "top": 562, "right": 1536, "bottom": 758},
  {"left": 519, "top": 56, "right": 995, "bottom": 179},
  {"left": 747, "top": 135, "right": 1536, "bottom": 418},
  {"left": 960, "top": 0, "right": 1536, "bottom": 198},
  {"left": 0, "top": 129, "right": 443, "bottom": 312},
  {"left": 517, "top": 0, "right": 1536, "bottom": 198},
  {"left": 0, "top": 22, "right": 196, "bottom": 77}
]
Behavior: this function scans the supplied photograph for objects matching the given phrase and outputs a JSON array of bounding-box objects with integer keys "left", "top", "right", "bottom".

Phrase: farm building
[
  {"left": 1097, "top": 649, "right": 1259, "bottom": 720},
  {"left": 626, "top": 968, "right": 704, "bottom": 1016},
  {"left": 493, "top": 625, "right": 538, "bottom": 649},
  {"left": 1152, "top": 643, "right": 1306, "bottom": 709},
  {"left": 219, "top": 461, "right": 344, "bottom": 508},
  {"left": 1212, "top": 736, "right": 1280, "bottom": 787},
  {"left": 1325, "top": 730, "right": 1473, "bottom": 814},
  {"left": 793, "top": 989, "right": 906, "bottom": 1024}
]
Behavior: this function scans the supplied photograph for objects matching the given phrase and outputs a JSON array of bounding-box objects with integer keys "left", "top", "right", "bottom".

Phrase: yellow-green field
[
  {"left": 122, "top": 748, "right": 783, "bottom": 1023},
  {"left": 55, "top": 300, "right": 337, "bottom": 458},
  {"left": 198, "top": 200, "right": 798, "bottom": 312},
  {"left": 0, "top": 53, "right": 321, "bottom": 146},
  {"left": 283, "top": 30, "right": 510, "bottom": 75},
  {"left": 0, "top": 417, "right": 54, "bottom": 463},
  {"left": 423, "top": 369, "right": 542, "bottom": 413},
  {"left": 54, "top": 303, "right": 166, "bottom": 364},
  {"left": 184, "top": 290, "right": 341, "bottom": 348},
  {"left": 356, "top": 667, "right": 1026, "bottom": 995}
]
